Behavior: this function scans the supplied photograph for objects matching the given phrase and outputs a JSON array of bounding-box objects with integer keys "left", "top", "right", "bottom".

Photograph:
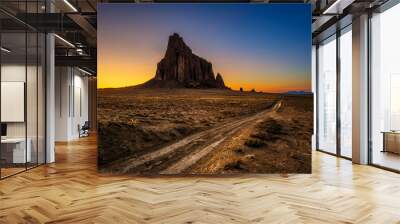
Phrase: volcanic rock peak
[{"left": 150, "top": 33, "right": 227, "bottom": 88}]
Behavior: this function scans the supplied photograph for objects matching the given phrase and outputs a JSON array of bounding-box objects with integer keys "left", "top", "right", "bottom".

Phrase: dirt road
[{"left": 111, "top": 99, "right": 283, "bottom": 174}]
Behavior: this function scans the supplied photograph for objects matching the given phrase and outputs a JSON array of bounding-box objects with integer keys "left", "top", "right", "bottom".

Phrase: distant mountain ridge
[
  {"left": 141, "top": 33, "right": 227, "bottom": 89},
  {"left": 285, "top": 91, "right": 312, "bottom": 95}
]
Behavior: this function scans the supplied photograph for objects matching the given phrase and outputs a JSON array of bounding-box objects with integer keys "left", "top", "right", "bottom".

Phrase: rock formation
[
  {"left": 215, "top": 73, "right": 226, "bottom": 88},
  {"left": 143, "top": 33, "right": 227, "bottom": 89}
]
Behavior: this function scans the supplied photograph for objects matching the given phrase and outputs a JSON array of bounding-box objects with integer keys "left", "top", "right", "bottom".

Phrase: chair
[{"left": 79, "top": 121, "right": 90, "bottom": 138}]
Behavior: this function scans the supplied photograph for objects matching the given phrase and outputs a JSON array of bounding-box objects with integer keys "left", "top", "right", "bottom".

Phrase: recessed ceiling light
[
  {"left": 63, "top": 0, "right": 78, "bottom": 12},
  {"left": 54, "top": 34, "right": 75, "bottom": 48},
  {"left": 323, "top": 0, "right": 354, "bottom": 15},
  {"left": 1, "top": 47, "right": 11, "bottom": 53},
  {"left": 78, "top": 67, "right": 93, "bottom": 76}
]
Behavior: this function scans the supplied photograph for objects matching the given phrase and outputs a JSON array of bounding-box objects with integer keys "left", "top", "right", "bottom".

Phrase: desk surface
[
  {"left": 381, "top": 131, "right": 400, "bottom": 134},
  {"left": 1, "top": 138, "right": 27, "bottom": 143}
]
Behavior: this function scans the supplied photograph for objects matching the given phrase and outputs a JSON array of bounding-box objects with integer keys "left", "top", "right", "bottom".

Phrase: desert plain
[{"left": 98, "top": 88, "right": 313, "bottom": 175}]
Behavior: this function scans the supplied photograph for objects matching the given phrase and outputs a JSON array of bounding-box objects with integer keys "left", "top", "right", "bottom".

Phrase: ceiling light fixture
[
  {"left": 323, "top": 0, "right": 342, "bottom": 14},
  {"left": 63, "top": 0, "right": 78, "bottom": 12},
  {"left": 1, "top": 47, "right": 11, "bottom": 53},
  {"left": 54, "top": 34, "right": 75, "bottom": 48},
  {"left": 76, "top": 48, "right": 85, "bottom": 55},
  {"left": 322, "top": 0, "right": 354, "bottom": 15},
  {"left": 78, "top": 67, "right": 93, "bottom": 76}
]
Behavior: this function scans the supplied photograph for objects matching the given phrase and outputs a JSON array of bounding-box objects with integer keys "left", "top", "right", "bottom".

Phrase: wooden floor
[
  {"left": 1, "top": 167, "right": 26, "bottom": 178},
  {"left": 1, "top": 136, "right": 400, "bottom": 223},
  {"left": 372, "top": 151, "right": 400, "bottom": 171}
]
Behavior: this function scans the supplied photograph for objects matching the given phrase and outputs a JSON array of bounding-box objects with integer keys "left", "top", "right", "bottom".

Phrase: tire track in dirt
[
  {"left": 117, "top": 99, "right": 283, "bottom": 174},
  {"left": 160, "top": 99, "right": 283, "bottom": 174}
]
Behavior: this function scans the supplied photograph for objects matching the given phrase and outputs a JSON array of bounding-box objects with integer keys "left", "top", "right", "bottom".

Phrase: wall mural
[{"left": 97, "top": 4, "right": 312, "bottom": 175}]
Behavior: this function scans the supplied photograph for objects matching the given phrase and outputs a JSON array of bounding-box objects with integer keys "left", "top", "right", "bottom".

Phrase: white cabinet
[{"left": 1, "top": 138, "right": 32, "bottom": 163}]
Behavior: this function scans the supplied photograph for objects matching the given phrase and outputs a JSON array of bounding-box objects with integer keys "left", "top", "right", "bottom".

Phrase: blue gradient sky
[{"left": 98, "top": 4, "right": 311, "bottom": 92}]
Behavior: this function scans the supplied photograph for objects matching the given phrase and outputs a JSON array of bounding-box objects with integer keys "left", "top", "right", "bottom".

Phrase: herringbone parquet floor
[{"left": 1, "top": 136, "right": 400, "bottom": 224}]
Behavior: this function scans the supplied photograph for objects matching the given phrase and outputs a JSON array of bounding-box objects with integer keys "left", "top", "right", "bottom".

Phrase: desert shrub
[
  {"left": 245, "top": 138, "right": 264, "bottom": 148},
  {"left": 245, "top": 154, "right": 256, "bottom": 160},
  {"left": 234, "top": 148, "right": 245, "bottom": 154},
  {"left": 175, "top": 125, "right": 190, "bottom": 135},
  {"left": 224, "top": 160, "right": 247, "bottom": 171},
  {"left": 256, "top": 118, "right": 285, "bottom": 135},
  {"left": 268, "top": 122, "right": 283, "bottom": 134},
  {"left": 141, "top": 130, "right": 153, "bottom": 142},
  {"left": 222, "top": 111, "right": 235, "bottom": 117},
  {"left": 290, "top": 152, "right": 310, "bottom": 162},
  {"left": 250, "top": 132, "right": 276, "bottom": 141}
]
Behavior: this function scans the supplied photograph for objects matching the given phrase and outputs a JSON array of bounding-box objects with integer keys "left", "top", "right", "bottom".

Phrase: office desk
[
  {"left": 1, "top": 138, "right": 31, "bottom": 163},
  {"left": 382, "top": 131, "right": 400, "bottom": 154}
]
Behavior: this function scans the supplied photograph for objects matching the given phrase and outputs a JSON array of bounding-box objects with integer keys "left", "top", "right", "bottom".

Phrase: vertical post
[
  {"left": 315, "top": 44, "right": 320, "bottom": 150},
  {"left": 25, "top": 1, "right": 28, "bottom": 170},
  {"left": 90, "top": 77, "right": 98, "bottom": 132},
  {"left": 46, "top": 1, "right": 56, "bottom": 163},
  {"left": 312, "top": 45, "right": 317, "bottom": 150},
  {"left": 336, "top": 29, "right": 341, "bottom": 157},
  {"left": 367, "top": 12, "right": 373, "bottom": 165},
  {"left": 0, "top": 24, "right": 2, "bottom": 179},
  {"left": 352, "top": 14, "right": 369, "bottom": 164}
]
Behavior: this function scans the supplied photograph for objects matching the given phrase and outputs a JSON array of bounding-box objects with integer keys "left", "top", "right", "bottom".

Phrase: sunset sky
[{"left": 98, "top": 4, "right": 311, "bottom": 93}]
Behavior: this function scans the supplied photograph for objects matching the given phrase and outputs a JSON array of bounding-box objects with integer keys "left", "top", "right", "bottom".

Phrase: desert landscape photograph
[{"left": 97, "top": 4, "right": 312, "bottom": 175}]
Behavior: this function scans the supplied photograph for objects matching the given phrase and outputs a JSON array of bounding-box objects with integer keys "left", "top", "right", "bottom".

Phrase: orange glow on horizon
[
  {"left": 98, "top": 69, "right": 311, "bottom": 93},
  {"left": 98, "top": 41, "right": 311, "bottom": 93}
]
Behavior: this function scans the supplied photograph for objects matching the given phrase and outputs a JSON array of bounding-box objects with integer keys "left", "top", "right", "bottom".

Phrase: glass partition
[
  {"left": 370, "top": 3, "right": 400, "bottom": 171},
  {"left": 339, "top": 27, "right": 352, "bottom": 158},
  {"left": 27, "top": 31, "right": 38, "bottom": 169},
  {"left": 1, "top": 31, "right": 28, "bottom": 177},
  {"left": 317, "top": 35, "right": 337, "bottom": 154},
  {"left": 0, "top": 2, "right": 46, "bottom": 179}
]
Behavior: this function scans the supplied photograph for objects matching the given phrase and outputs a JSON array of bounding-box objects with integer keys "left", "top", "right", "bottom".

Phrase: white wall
[
  {"left": 72, "top": 72, "right": 89, "bottom": 138},
  {"left": 55, "top": 67, "right": 89, "bottom": 141},
  {"left": 1, "top": 65, "right": 26, "bottom": 138},
  {"left": 1, "top": 65, "right": 41, "bottom": 138},
  {"left": 55, "top": 66, "right": 70, "bottom": 141},
  {"left": 1, "top": 63, "right": 46, "bottom": 164}
]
